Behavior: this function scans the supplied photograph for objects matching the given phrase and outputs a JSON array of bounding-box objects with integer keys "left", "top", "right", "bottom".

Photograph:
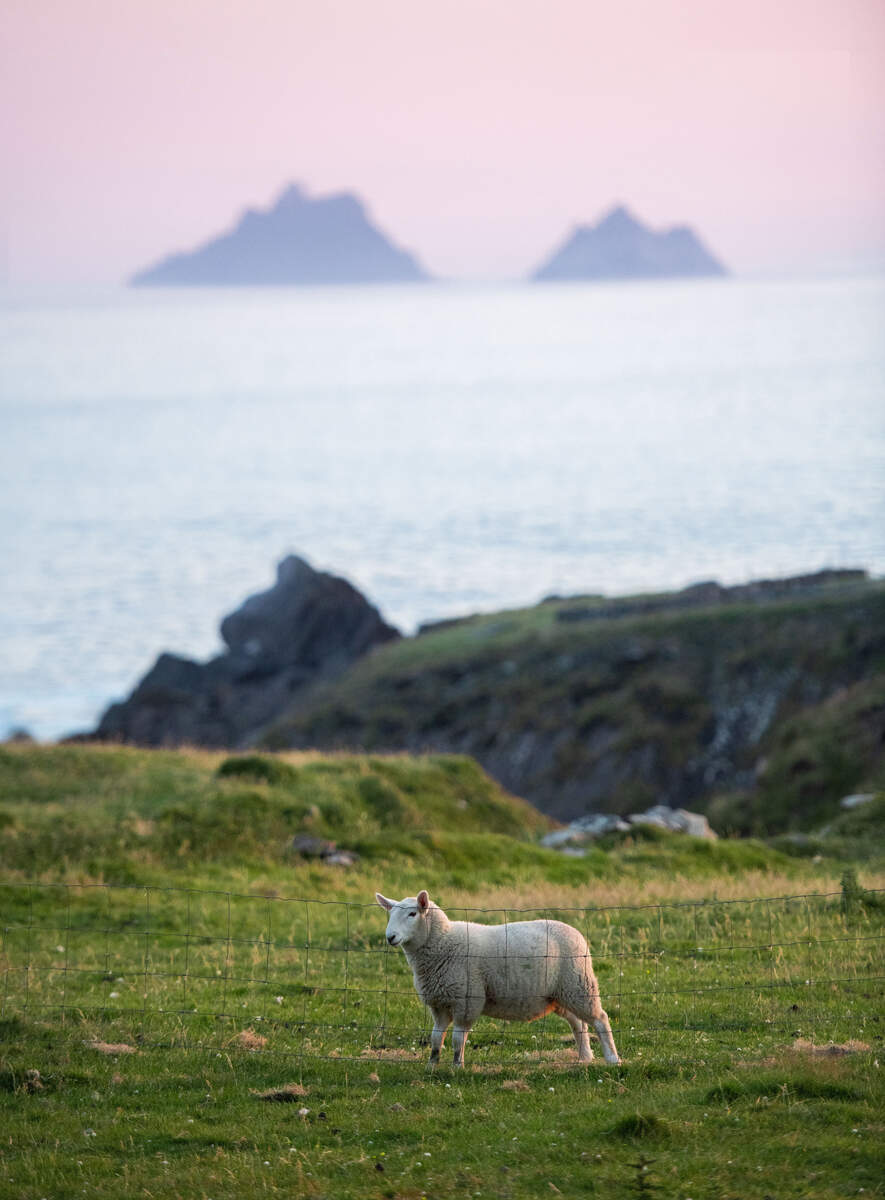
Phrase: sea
[{"left": 2, "top": 276, "right": 884, "bottom": 741}]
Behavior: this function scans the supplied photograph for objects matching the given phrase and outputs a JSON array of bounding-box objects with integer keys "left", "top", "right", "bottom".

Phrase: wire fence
[{"left": 1, "top": 881, "right": 882, "bottom": 1067}]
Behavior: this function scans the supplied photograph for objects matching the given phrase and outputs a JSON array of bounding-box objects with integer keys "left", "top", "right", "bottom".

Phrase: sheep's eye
[{"left": 409, "top": 911, "right": 417, "bottom": 917}]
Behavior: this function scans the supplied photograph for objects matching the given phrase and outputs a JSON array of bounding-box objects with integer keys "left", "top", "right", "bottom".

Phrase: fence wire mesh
[{"left": 1, "top": 882, "right": 882, "bottom": 1066}]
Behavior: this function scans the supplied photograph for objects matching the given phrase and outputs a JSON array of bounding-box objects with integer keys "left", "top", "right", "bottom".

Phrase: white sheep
[{"left": 375, "top": 889, "right": 620, "bottom": 1069}]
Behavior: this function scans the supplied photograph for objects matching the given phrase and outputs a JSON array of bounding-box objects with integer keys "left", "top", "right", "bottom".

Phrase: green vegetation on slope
[
  {"left": 260, "top": 582, "right": 885, "bottom": 834},
  {"left": 708, "top": 675, "right": 885, "bottom": 835},
  {"left": 0, "top": 744, "right": 827, "bottom": 901},
  {"left": 0, "top": 744, "right": 551, "bottom": 885}
]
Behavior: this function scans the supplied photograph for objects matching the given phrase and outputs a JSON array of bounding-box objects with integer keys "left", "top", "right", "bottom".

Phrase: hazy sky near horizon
[{"left": 3, "top": 0, "right": 885, "bottom": 284}]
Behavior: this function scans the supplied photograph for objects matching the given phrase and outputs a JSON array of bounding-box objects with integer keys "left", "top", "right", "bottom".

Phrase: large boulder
[
  {"left": 628, "top": 804, "right": 717, "bottom": 838},
  {"left": 94, "top": 555, "right": 399, "bottom": 748},
  {"left": 541, "top": 804, "right": 716, "bottom": 852}
]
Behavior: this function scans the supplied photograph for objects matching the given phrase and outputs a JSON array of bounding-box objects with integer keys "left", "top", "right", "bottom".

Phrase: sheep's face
[{"left": 375, "top": 890, "right": 431, "bottom": 948}]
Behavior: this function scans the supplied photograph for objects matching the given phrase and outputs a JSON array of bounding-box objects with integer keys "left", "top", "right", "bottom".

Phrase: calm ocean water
[{"left": 2, "top": 277, "right": 884, "bottom": 740}]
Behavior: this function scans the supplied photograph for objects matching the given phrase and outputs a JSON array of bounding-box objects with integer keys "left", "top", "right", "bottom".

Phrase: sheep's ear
[
  {"left": 417, "top": 890, "right": 430, "bottom": 911},
  {"left": 375, "top": 893, "right": 394, "bottom": 911}
]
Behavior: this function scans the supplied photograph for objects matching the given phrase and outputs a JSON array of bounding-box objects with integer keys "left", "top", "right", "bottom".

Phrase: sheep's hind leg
[
  {"left": 570, "top": 997, "right": 621, "bottom": 1065},
  {"left": 592, "top": 1009, "right": 620, "bottom": 1065},
  {"left": 452, "top": 1026, "right": 471, "bottom": 1069},
  {"left": 427, "top": 1010, "right": 451, "bottom": 1070},
  {"left": 556, "top": 1005, "right": 593, "bottom": 1062}
]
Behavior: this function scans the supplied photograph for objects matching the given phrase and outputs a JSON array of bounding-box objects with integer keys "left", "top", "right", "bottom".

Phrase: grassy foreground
[{"left": 1, "top": 744, "right": 883, "bottom": 1199}]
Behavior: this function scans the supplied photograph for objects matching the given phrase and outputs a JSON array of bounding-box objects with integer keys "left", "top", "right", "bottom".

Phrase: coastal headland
[{"left": 80, "top": 558, "right": 884, "bottom": 839}]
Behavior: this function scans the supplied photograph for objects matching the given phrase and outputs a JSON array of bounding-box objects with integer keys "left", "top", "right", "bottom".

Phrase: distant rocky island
[
  {"left": 130, "top": 184, "right": 430, "bottom": 286},
  {"left": 531, "top": 205, "right": 727, "bottom": 282},
  {"left": 131, "top": 188, "right": 726, "bottom": 286}
]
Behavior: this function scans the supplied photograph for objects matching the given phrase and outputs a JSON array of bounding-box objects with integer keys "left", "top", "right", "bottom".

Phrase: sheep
[{"left": 375, "top": 889, "right": 620, "bottom": 1069}]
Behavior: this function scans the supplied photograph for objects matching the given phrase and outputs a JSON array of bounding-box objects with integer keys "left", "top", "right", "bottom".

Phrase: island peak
[
  {"left": 532, "top": 205, "right": 727, "bottom": 282},
  {"left": 596, "top": 204, "right": 645, "bottom": 232},
  {"left": 131, "top": 183, "right": 429, "bottom": 286}
]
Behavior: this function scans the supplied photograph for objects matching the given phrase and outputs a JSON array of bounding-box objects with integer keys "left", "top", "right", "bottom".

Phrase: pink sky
[{"left": 2, "top": 0, "right": 884, "bottom": 284}]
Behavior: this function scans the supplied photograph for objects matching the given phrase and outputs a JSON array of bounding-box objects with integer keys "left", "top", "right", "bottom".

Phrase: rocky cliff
[{"left": 259, "top": 571, "right": 884, "bottom": 835}]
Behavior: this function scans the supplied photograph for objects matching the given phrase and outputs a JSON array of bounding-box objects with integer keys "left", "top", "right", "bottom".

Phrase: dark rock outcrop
[
  {"left": 3, "top": 728, "right": 35, "bottom": 744},
  {"left": 289, "top": 834, "right": 360, "bottom": 866},
  {"left": 531, "top": 205, "right": 727, "bottom": 282},
  {"left": 94, "top": 556, "right": 399, "bottom": 747},
  {"left": 131, "top": 183, "right": 430, "bottom": 286}
]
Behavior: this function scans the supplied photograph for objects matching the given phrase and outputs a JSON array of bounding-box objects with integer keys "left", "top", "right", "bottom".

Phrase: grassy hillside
[
  {"left": 1, "top": 745, "right": 884, "bottom": 1198},
  {"left": 260, "top": 581, "right": 885, "bottom": 834},
  {"left": 0, "top": 744, "right": 552, "bottom": 888},
  {"left": 0, "top": 742, "right": 817, "bottom": 893}
]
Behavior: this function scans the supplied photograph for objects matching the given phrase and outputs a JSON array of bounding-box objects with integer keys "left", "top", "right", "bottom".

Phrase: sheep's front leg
[
  {"left": 452, "top": 1026, "right": 470, "bottom": 1068},
  {"left": 427, "top": 1010, "right": 451, "bottom": 1070}
]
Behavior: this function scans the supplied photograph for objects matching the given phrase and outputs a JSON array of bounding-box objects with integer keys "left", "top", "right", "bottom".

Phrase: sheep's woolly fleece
[{"left": 375, "top": 890, "right": 621, "bottom": 1069}]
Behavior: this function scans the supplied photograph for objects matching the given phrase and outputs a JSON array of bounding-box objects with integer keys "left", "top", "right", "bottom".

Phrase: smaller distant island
[
  {"left": 531, "top": 205, "right": 727, "bottom": 282},
  {"left": 130, "top": 183, "right": 430, "bottom": 286}
]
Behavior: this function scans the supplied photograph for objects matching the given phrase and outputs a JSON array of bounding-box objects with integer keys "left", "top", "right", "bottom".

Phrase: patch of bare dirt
[
  {"left": 359, "top": 1048, "right": 422, "bottom": 1061},
  {"left": 87, "top": 1041, "right": 137, "bottom": 1055},
  {"left": 231, "top": 1029, "right": 268, "bottom": 1051},
  {"left": 501, "top": 1079, "right": 531, "bottom": 1091},
  {"left": 737, "top": 1039, "right": 871, "bottom": 1070},
  {"left": 254, "top": 1082, "right": 309, "bottom": 1102},
  {"left": 791, "top": 1038, "right": 870, "bottom": 1056}
]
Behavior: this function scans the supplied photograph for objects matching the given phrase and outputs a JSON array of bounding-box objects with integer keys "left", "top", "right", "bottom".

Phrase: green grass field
[{"left": 1, "top": 745, "right": 883, "bottom": 1198}]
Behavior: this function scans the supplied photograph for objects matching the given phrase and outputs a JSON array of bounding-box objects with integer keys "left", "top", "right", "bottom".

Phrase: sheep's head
[{"left": 375, "top": 889, "right": 432, "bottom": 948}]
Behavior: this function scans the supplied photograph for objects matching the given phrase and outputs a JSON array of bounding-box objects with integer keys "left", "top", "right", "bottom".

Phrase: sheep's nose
[{"left": 387, "top": 934, "right": 397, "bottom": 945}]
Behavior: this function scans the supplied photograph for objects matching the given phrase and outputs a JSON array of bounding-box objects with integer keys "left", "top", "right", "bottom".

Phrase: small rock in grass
[
  {"left": 325, "top": 850, "right": 360, "bottom": 867},
  {"left": 840, "top": 793, "right": 876, "bottom": 810},
  {"left": 290, "top": 835, "right": 337, "bottom": 858}
]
